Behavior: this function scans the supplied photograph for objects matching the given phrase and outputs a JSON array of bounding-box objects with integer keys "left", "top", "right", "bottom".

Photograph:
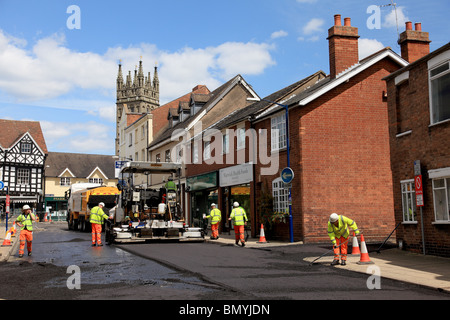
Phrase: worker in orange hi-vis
[
  {"left": 89, "top": 202, "right": 111, "bottom": 247},
  {"left": 327, "top": 213, "right": 360, "bottom": 266},
  {"left": 16, "top": 205, "right": 37, "bottom": 258}
]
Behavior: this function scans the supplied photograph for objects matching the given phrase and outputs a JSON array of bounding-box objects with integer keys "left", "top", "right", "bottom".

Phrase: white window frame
[
  {"left": 272, "top": 177, "right": 289, "bottom": 213},
  {"left": 271, "top": 113, "right": 287, "bottom": 152},
  {"left": 400, "top": 179, "right": 417, "bottom": 223},
  {"left": 428, "top": 56, "right": 450, "bottom": 125},
  {"left": 21, "top": 143, "right": 31, "bottom": 154},
  {"left": 432, "top": 177, "right": 450, "bottom": 222},
  {"left": 222, "top": 131, "right": 229, "bottom": 155},
  {"left": 17, "top": 168, "right": 30, "bottom": 185},
  {"left": 203, "top": 141, "right": 211, "bottom": 161},
  {"left": 89, "top": 178, "right": 103, "bottom": 185},
  {"left": 60, "top": 177, "right": 71, "bottom": 186},
  {"left": 237, "top": 127, "right": 245, "bottom": 150}
]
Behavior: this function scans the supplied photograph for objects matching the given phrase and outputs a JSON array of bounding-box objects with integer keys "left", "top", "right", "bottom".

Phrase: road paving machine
[{"left": 106, "top": 161, "right": 204, "bottom": 243}]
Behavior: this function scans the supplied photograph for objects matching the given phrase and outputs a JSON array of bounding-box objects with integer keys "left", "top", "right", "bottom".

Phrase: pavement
[{"left": 1, "top": 221, "right": 450, "bottom": 295}]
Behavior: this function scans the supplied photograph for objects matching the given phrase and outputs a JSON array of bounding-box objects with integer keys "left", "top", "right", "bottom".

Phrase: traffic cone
[
  {"left": 1, "top": 230, "right": 12, "bottom": 247},
  {"left": 44, "top": 213, "right": 48, "bottom": 222},
  {"left": 357, "top": 234, "right": 374, "bottom": 265},
  {"left": 351, "top": 233, "right": 360, "bottom": 255},
  {"left": 10, "top": 222, "right": 16, "bottom": 237},
  {"left": 257, "top": 224, "right": 267, "bottom": 243}
]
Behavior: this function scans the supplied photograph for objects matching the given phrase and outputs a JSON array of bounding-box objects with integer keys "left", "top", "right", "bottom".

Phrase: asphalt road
[{"left": 1, "top": 222, "right": 449, "bottom": 305}]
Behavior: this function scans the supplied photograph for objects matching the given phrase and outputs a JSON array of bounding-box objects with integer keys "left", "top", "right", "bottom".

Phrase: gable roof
[
  {"left": 0, "top": 119, "right": 48, "bottom": 153},
  {"left": 149, "top": 74, "right": 259, "bottom": 150},
  {"left": 45, "top": 152, "right": 116, "bottom": 179}
]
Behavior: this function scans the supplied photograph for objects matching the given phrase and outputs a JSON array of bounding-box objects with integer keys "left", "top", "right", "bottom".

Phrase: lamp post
[{"left": 248, "top": 98, "right": 294, "bottom": 243}]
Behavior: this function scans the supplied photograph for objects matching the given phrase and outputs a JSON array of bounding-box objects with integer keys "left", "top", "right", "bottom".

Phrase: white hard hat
[
  {"left": 211, "top": 203, "right": 216, "bottom": 207},
  {"left": 329, "top": 213, "right": 339, "bottom": 223},
  {"left": 22, "top": 205, "right": 31, "bottom": 210},
  {"left": 233, "top": 202, "right": 239, "bottom": 207},
  {"left": 99, "top": 202, "right": 105, "bottom": 207}
]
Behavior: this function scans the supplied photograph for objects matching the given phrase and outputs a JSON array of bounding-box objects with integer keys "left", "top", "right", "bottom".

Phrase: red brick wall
[
  {"left": 387, "top": 55, "right": 450, "bottom": 256},
  {"left": 255, "top": 59, "right": 400, "bottom": 243}
]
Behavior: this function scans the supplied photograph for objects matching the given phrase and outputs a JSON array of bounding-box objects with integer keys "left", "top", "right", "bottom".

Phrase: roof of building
[
  {"left": 45, "top": 152, "right": 116, "bottom": 179},
  {"left": 0, "top": 119, "right": 48, "bottom": 153}
]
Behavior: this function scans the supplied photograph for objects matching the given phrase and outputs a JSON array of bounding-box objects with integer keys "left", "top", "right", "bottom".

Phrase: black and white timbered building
[{"left": 0, "top": 120, "right": 48, "bottom": 214}]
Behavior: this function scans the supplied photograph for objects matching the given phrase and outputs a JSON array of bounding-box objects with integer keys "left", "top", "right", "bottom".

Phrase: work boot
[
  {"left": 341, "top": 260, "right": 346, "bottom": 266},
  {"left": 97, "top": 243, "right": 103, "bottom": 247},
  {"left": 91, "top": 244, "right": 96, "bottom": 247},
  {"left": 18, "top": 254, "right": 23, "bottom": 258},
  {"left": 28, "top": 252, "right": 32, "bottom": 256},
  {"left": 330, "top": 259, "right": 340, "bottom": 266},
  {"left": 234, "top": 242, "right": 240, "bottom": 247},
  {"left": 241, "top": 242, "right": 245, "bottom": 247}
]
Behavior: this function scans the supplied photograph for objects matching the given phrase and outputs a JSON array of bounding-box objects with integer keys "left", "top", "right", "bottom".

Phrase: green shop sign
[{"left": 187, "top": 172, "right": 217, "bottom": 191}]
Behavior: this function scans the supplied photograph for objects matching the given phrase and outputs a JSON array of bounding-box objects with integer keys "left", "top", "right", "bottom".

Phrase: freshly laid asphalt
[{"left": 2, "top": 220, "right": 450, "bottom": 295}]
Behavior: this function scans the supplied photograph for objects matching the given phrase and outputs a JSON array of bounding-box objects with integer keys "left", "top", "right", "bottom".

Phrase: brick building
[
  {"left": 384, "top": 21, "right": 450, "bottom": 255},
  {"left": 253, "top": 15, "right": 408, "bottom": 243}
]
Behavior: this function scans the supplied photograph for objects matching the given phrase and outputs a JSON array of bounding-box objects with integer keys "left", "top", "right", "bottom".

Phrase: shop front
[
  {"left": 219, "top": 163, "right": 253, "bottom": 235},
  {"left": 187, "top": 171, "right": 218, "bottom": 229}
]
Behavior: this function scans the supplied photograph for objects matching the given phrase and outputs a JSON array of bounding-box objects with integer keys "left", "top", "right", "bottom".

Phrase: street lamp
[{"left": 248, "top": 98, "right": 294, "bottom": 243}]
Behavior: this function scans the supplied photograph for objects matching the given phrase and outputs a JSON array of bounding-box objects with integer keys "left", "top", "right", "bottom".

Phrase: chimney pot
[
  {"left": 344, "top": 17, "right": 351, "bottom": 27},
  {"left": 415, "top": 22, "right": 422, "bottom": 31},
  {"left": 334, "top": 14, "right": 341, "bottom": 26},
  {"left": 405, "top": 21, "right": 412, "bottom": 30}
]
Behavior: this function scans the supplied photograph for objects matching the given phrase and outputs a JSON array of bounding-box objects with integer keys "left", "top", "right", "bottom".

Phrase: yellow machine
[{"left": 66, "top": 184, "right": 120, "bottom": 232}]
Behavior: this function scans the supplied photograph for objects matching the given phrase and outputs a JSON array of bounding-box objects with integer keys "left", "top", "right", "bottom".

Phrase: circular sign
[
  {"left": 281, "top": 167, "right": 294, "bottom": 184},
  {"left": 0, "top": 181, "right": 4, "bottom": 190}
]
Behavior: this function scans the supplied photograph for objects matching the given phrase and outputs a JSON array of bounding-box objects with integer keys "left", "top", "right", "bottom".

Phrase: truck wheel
[{"left": 73, "top": 219, "right": 79, "bottom": 231}]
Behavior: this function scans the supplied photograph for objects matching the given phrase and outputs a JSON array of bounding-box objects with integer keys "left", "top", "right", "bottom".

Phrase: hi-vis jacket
[
  {"left": 16, "top": 213, "right": 36, "bottom": 231},
  {"left": 327, "top": 215, "right": 360, "bottom": 245},
  {"left": 89, "top": 206, "right": 109, "bottom": 225},
  {"left": 230, "top": 207, "right": 248, "bottom": 226},
  {"left": 206, "top": 208, "right": 222, "bottom": 224}
]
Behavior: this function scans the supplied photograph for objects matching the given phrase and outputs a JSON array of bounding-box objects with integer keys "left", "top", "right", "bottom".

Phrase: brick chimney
[
  {"left": 398, "top": 21, "right": 431, "bottom": 63},
  {"left": 327, "top": 14, "right": 360, "bottom": 79}
]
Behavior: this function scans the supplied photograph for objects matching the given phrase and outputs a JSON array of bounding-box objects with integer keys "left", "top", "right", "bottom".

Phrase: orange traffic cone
[
  {"left": 257, "top": 224, "right": 267, "bottom": 243},
  {"left": 44, "top": 213, "right": 48, "bottom": 222},
  {"left": 1, "top": 230, "right": 12, "bottom": 247},
  {"left": 351, "top": 233, "right": 360, "bottom": 255},
  {"left": 357, "top": 234, "right": 374, "bottom": 265}
]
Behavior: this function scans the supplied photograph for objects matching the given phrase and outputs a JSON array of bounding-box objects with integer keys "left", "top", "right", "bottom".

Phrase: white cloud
[
  {"left": 271, "top": 30, "right": 288, "bottom": 39},
  {"left": 358, "top": 38, "right": 385, "bottom": 60},
  {"left": 303, "top": 18, "right": 325, "bottom": 35},
  {"left": 0, "top": 29, "right": 276, "bottom": 107},
  {"left": 383, "top": 6, "right": 409, "bottom": 29}
]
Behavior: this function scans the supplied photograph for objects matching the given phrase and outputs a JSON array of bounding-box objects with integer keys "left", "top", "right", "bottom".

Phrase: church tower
[{"left": 115, "top": 59, "right": 160, "bottom": 155}]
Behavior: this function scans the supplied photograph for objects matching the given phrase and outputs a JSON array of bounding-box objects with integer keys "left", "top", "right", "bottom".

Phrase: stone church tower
[{"left": 115, "top": 59, "right": 160, "bottom": 155}]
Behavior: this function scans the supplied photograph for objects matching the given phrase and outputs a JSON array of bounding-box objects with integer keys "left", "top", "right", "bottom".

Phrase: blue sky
[{"left": 0, "top": 0, "right": 448, "bottom": 155}]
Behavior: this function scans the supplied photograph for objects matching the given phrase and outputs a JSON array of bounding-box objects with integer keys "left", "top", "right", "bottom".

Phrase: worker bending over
[{"left": 327, "top": 213, "right": 360, "bottom": 266}]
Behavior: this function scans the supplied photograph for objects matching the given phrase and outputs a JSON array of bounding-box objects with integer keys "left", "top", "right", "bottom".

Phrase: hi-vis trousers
[
  {"left": 91, "top": 223, "right": 103, "bottom": 245},
  {"left": 19, "top": 229, "right": 33, "bottom": 255},
  {"left": 333, "top": 236, "right": 348, "bottom": 261}
]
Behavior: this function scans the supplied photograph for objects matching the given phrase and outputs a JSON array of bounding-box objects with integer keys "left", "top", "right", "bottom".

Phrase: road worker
[
  {"left": 16, "top": 205, "right": 37, "bottom": 258},
  {"left": 228, "top": 202, "right": 248, "bottom": 247},
  {"left": 205, "top": 203, "right": 221, "bottom": 240},
  {"left": 89, "top": 202, "right": 110, "bottom": 247},
  {"left": 165, "top": 176, "right": 177, "bottom": 193},
  {"left": 327, "top": 213, "right": 360, "bottom": 266}
]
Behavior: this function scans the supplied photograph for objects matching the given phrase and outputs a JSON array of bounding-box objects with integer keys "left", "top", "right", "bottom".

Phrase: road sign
[
  {"left": 415, "top": 175, "right": 424, "bottom": 207},
  {"left": 0, "top": 181, "right": 3, "bottom": 190},
  {"left": 281, "top": 167, "right": 294, "bottom": 184}
]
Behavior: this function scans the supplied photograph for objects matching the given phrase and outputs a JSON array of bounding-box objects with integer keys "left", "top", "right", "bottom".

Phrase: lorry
[
  {"left": 105, "top": 161, "right": 204, "bottom": 243},
  {"left": 65, "top": 183, "right": 121, "bottom": 232}
]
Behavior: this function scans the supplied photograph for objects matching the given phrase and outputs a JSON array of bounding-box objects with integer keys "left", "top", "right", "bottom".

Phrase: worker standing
[
  {"left": 205, "top": 203, "right": 221, "bottom": 240},
  {"left": 16, "top": 205, "right": 37, "bottom": 258},
  {"left": 327, "top": 213, "right": 360, "bottom": 266},
  {"left": 165, "top": 176, "right": 177, "bottom": 193},
  {"left": 228, "top": 202, "right": 248, "bottom": 247},
  {"left": 89, "top": 202, "right": 110, "bottom": 247}
]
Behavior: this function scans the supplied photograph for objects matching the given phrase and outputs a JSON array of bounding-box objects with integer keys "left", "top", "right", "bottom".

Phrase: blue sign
[
  {"left": 0, "top": 181, "right": 3, "bottom": 190},
  {"left": 281, "top": 167, "right": 294, "bottom": 184}
]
